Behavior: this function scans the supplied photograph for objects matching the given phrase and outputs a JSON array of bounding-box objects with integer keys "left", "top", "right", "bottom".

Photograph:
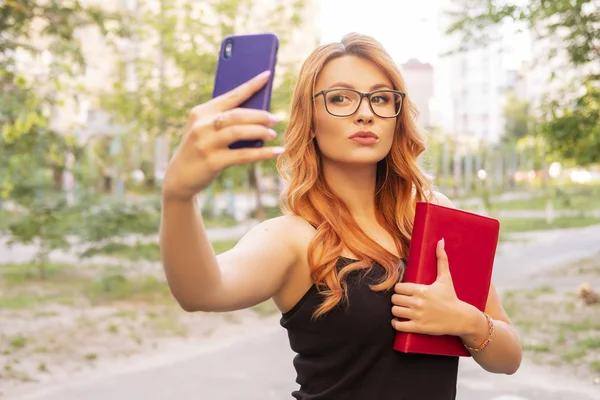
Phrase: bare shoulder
[
  {"left": 208, "top": 214, "right": 317, "bottom": 312},
  {"left": 235, "top": 214, "right": 316, "bottom": 256},
  {"left": 425, "top": 190, "right": 456, "bottom": 209}
]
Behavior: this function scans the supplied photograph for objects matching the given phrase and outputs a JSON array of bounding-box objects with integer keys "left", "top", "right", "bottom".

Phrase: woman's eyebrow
[{"left": 326, "top": 82, "right": 392, "bottom": 91}]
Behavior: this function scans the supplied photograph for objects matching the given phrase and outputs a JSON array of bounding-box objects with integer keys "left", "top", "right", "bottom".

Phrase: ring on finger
[{"left": 213, "top": 112, "right": 224, "bottom": 131}]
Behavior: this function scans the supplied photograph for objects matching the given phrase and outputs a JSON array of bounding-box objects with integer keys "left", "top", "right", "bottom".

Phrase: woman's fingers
[
  {"left": 208, "top": 124, "right": 278, "bottom": 149},
  {"left": 210, "top": 70, "right": 272, "bottom": 112},
  {"left": 209, "top": 146, "right": 285, "bottom": 170},
  {"left": 392, "top": 305, "right": 414, "bottom": 320},
  {"left": 214, "top": 108, "right": 279, "bottom": 131}
]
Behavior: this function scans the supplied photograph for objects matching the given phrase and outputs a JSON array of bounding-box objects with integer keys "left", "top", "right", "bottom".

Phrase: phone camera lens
[{"left": 224, "top": 40, "right": 233, "bottom": 59}]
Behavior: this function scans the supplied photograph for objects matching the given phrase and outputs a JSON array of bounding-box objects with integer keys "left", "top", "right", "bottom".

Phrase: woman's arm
[
  {"left": 458, "top": 284, "right": 522, "bottom": 374},
  {"left": 432, "top": 190, "right": 522, "bottom": 374},
  {"left": 160, "top": 70, "right": 295, "bottom": 313},
  {"left": 161, "top": 199, "right": 300, "bottom": 312},
  {"left": 391, "top": 190, "right": 522, "bottom": 375}
]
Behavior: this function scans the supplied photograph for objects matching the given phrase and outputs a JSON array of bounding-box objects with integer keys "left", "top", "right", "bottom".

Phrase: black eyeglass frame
[{"left": 313, "top": 88, "right": 406, "bottom": 118}]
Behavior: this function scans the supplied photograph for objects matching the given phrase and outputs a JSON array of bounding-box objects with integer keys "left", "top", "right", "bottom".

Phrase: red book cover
[{"left": 393, "top": 202, "right": 500, "bottom": 357}]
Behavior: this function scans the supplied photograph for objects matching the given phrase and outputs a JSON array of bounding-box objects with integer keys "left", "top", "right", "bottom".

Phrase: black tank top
[{"left": 280, "top": 257, "right": 459, "bottom": 399}]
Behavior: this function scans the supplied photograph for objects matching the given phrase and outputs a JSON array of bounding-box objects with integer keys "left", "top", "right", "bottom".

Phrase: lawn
[
  {"left": 493, "top": 186, "right": 600, "bottom": 211},
  {"left": 502, "top": 257, "right": 600, "bottom": 378},
  {"left": 499, "top": 216, "right": 600, "bottom": 235}
]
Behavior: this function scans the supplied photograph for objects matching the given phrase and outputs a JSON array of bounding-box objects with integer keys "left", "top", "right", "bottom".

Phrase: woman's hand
[
  {"left": 391, "top": 238, "right": 472, "bottom": 336},
  {"left": 162, "top": 70, "right": 284, "bottom": 202}
]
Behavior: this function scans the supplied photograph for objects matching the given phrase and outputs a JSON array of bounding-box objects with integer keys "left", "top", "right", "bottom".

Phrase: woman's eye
[{"left": 372, "top": 95, "right": 390, "bottom": 104}]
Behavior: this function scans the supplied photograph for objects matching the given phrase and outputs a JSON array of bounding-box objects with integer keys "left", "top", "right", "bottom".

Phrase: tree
[
  {"left": 101, "top": 0, "right": 306, "bottom": 221},
  {"left": 540, "top": 81, "right": 600, "bottom": 166},
  {"left": 502, "top": 94, "right": 530, "bottom": 144},
  {"left": 0, "top": 1, "right": 124, "bottom": 275},
  {"left": 446, "top": 0, "right": 600, "bottom": 165}
]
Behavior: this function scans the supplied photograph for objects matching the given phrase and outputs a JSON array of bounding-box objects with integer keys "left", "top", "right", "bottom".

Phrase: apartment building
[{"left": 399, "top": 59, "right": 434, "bottom": 129}]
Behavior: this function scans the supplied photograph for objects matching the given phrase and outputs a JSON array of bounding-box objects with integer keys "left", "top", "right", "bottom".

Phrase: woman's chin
[{"left": 324, "top": 153, "right": 388, "bottom": 166}]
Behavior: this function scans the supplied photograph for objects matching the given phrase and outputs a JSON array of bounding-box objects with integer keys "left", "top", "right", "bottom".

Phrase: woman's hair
[{"left": 277, "top": 32, "right": 433, "bottom": 318}]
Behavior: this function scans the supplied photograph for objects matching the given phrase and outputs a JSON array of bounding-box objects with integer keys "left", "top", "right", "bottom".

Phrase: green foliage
[
  {"left": 80, "top": 242, "right": 161, "bottom": 261},
  {"left": 0, "top": 1, "right": 126, "bottom": 273},
  {"left": 446, "top": 0, "right": 600, "bottom": 166},
  {"left": 78, "top": 197, "right": 161, "bottom": 243},
  {"left": 502, "top": 93, "right": 530, "bottom": 144},
  {"left": 100, "top": 0, "right": 305, "bottom": 190},
  {"left": 5, "top": 199, "right": 78, "bottom": 278},
  {"left": 540, "top": 81, "right": 600, "bottom": 165}
]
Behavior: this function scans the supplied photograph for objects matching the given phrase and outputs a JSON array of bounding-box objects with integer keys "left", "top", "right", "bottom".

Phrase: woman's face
[{"left": 313, "top": 55, "right": 398, "bottom": 166}]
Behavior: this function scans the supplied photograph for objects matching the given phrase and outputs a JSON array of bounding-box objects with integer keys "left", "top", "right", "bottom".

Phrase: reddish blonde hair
[{"left": 277, "top": 33, "right": 433, "bottom": 318}]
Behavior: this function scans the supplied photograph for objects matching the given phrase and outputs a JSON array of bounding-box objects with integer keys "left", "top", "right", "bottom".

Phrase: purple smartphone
[{"left": 212, "top": 33, "right": 279, "bottom": 149}]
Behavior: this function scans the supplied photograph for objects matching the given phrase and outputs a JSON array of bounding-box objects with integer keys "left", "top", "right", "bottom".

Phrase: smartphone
[{"left": 212, "top": 33, "right": 279, "bottom": 149}]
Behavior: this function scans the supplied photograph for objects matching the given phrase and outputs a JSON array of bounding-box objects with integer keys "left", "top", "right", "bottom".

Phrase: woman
[{"left": 160, "top": 33, "right": 522, "bottom": 399}]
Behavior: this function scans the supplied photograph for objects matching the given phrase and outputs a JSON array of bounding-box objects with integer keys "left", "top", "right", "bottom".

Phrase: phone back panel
[{"left": 213, "top": 33, "right": 279, "bottom": 149}]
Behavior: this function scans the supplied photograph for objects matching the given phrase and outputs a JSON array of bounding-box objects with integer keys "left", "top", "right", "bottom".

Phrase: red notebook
[{"left": 393, "top": 202, "right": 500, "bottom": 357}]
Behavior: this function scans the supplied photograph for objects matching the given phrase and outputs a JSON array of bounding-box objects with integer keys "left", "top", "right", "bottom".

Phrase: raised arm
[{"left": 160, "top": 71, "right": 292, "bottom": 313}]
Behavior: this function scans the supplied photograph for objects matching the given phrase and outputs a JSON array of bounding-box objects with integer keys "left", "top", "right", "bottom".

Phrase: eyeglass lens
[{"left": 324, "top": 90, "right": 402, "bottom": 118}]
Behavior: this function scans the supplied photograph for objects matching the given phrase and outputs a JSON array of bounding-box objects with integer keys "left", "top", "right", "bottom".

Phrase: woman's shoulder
[
  {"left": 420, "top": 189, "right": 456, "bottom": 209},
  {"left": 253, "top": 214, "right": 317, "bottom": 250}
]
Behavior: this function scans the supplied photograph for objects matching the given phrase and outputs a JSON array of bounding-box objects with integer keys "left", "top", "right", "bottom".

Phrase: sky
[
  {"left": 316, "top": 0, "right": 532, "bottom": 129},
  {"left": 317, "top": 0, "right": 531, "bottom": 69},
  {"left": 318, "top": 0, "right": 446, "bottom": 65}
]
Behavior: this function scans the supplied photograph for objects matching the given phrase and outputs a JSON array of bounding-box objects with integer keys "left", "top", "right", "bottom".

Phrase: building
[
  {"left": 435, "top": 0, "right": 519, "bottom": 144},
  {"left": 12, "top": 0, "right": 322, "bottom": 195},
  {"left": 399, "top": 59, "right": 434, "bottom": 129},
  {"left": 523, "top": 26, "right": 598, "bottom": 121}
]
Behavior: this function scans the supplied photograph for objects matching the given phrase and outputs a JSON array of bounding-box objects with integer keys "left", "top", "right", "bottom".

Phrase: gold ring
[{"left": 213, "top": 113, "right": 224, "bottom": 130}]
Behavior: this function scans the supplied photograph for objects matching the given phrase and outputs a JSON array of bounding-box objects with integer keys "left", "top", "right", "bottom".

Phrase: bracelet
[{"left": 463, "top": 312, "right": 495, "bottom": 352}]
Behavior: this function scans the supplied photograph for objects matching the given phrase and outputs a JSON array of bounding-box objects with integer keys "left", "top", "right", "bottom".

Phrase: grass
[
  {"left": 493, "top": 186, "right": 600, "bottom": 211},
  {"left": 10, "top": 336, "right": 28, "bottom": 349},
  {"left": 547, "top": 257, "right": 600, "bottom": 277},
  {"left": 502, "top": 257, "right": 600, "bottom": 377},
  {"left": 499, "top": 216, "right": 600, "bottom": 234},
  {"left": 251, "top": 299, "right": 279, "bottom": 317},
  {"left": 0, "top": 239, "right": 240, "bottom": 310},
  {"left": 212, "top": 240, "right": 238, "bottom": 254},
  {"left": 202, "top": 215, "right": 239, "bottom": 228},
  {"left": 80, "top": 242, "right": 161, "bottom": 261},
  {"left": 0, "top": 262, "right": 173, "bottom": 309},
  {"left": 78, "top": 239, "right": 239, "bottom": 262},
  {"left": 0, "top": 262, "right": 76, "bottom": 285}
]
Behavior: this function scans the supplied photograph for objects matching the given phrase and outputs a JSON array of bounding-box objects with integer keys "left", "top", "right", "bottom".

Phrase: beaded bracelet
[{"left": 463, "top": 312, "right": 495, "bottom": 352}]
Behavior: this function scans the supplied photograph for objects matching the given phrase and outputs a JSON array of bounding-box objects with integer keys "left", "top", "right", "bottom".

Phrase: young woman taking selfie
[{"left": 160, "top": 33, "right": 522, "bottom": 399}]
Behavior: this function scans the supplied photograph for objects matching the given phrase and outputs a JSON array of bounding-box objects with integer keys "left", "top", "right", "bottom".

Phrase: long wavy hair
[{"left": 277, "top": 33, "right": 433, "bottom": 318}]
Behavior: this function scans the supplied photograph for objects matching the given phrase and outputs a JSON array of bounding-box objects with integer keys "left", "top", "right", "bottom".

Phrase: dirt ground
[
  {"left": 502, "top": 256, "right": 600, "bottom": 382},
  {"left": 0, "top": 261, "right": 278, "bottom": 398},
  {"left": 1, "top": 251, "right": 599, "bottom": 397}
]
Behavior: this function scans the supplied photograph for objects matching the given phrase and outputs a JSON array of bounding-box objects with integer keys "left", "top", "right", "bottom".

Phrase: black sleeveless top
[{"left": 280, "top": 257, "right": 459, "bottom": 399}]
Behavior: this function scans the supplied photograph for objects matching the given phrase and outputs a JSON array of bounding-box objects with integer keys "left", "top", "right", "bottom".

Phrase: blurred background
[{"left": 0, "top": 0, "right": 599, "bottom": 399}]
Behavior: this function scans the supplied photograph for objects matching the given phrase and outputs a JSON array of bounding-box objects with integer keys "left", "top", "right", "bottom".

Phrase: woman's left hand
[{"left": 391, "top": 238, "right": 471, "bottom": 336}]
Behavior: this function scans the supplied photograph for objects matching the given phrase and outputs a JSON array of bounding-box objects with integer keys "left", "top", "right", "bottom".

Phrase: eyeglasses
[{"left": 314, "top": 88, "right": 405, "bottom": 118}]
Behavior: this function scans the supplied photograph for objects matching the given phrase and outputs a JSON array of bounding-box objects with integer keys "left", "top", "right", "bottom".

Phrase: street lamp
[
  {"left": 549, "top": 162, "right": 561, "bottom": 179},
  {"left": 477, "top": 169, "right": 487, "bottom": 181},
  {"left": 477, "top": 169, "right": 490, "bottom": 215}
]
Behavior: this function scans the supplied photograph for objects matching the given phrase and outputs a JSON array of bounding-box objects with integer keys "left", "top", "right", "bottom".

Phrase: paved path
[
  {"left": 9, "top": 323, "right": 600, "bottom": 400},
  {"left": 7, "top": 224, "right": 600, "bottom": 400},
  {"left": 3, "top": 209, "right": 599, "bottom": 266}
]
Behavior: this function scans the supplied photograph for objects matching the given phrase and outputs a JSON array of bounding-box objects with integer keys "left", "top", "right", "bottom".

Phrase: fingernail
[
  {"left": 272, "top": 146, "right": 285, "bottom": 155},
  {"left": 439, "top": 238, "right": 445, "bottom": 249},
  {"left": 267, "top": 129, "right": 277, "bottom": 138},
  {"left": 269, "top": 114, "right": 279, "bottom": 123},
  {"left": 258, "top": 70, "right": 271, "bottom": 79}
]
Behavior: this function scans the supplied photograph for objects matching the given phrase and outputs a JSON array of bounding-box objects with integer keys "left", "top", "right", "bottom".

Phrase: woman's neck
[{"left": 321, "top": 159, "right": 378, "bottom": 223}]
